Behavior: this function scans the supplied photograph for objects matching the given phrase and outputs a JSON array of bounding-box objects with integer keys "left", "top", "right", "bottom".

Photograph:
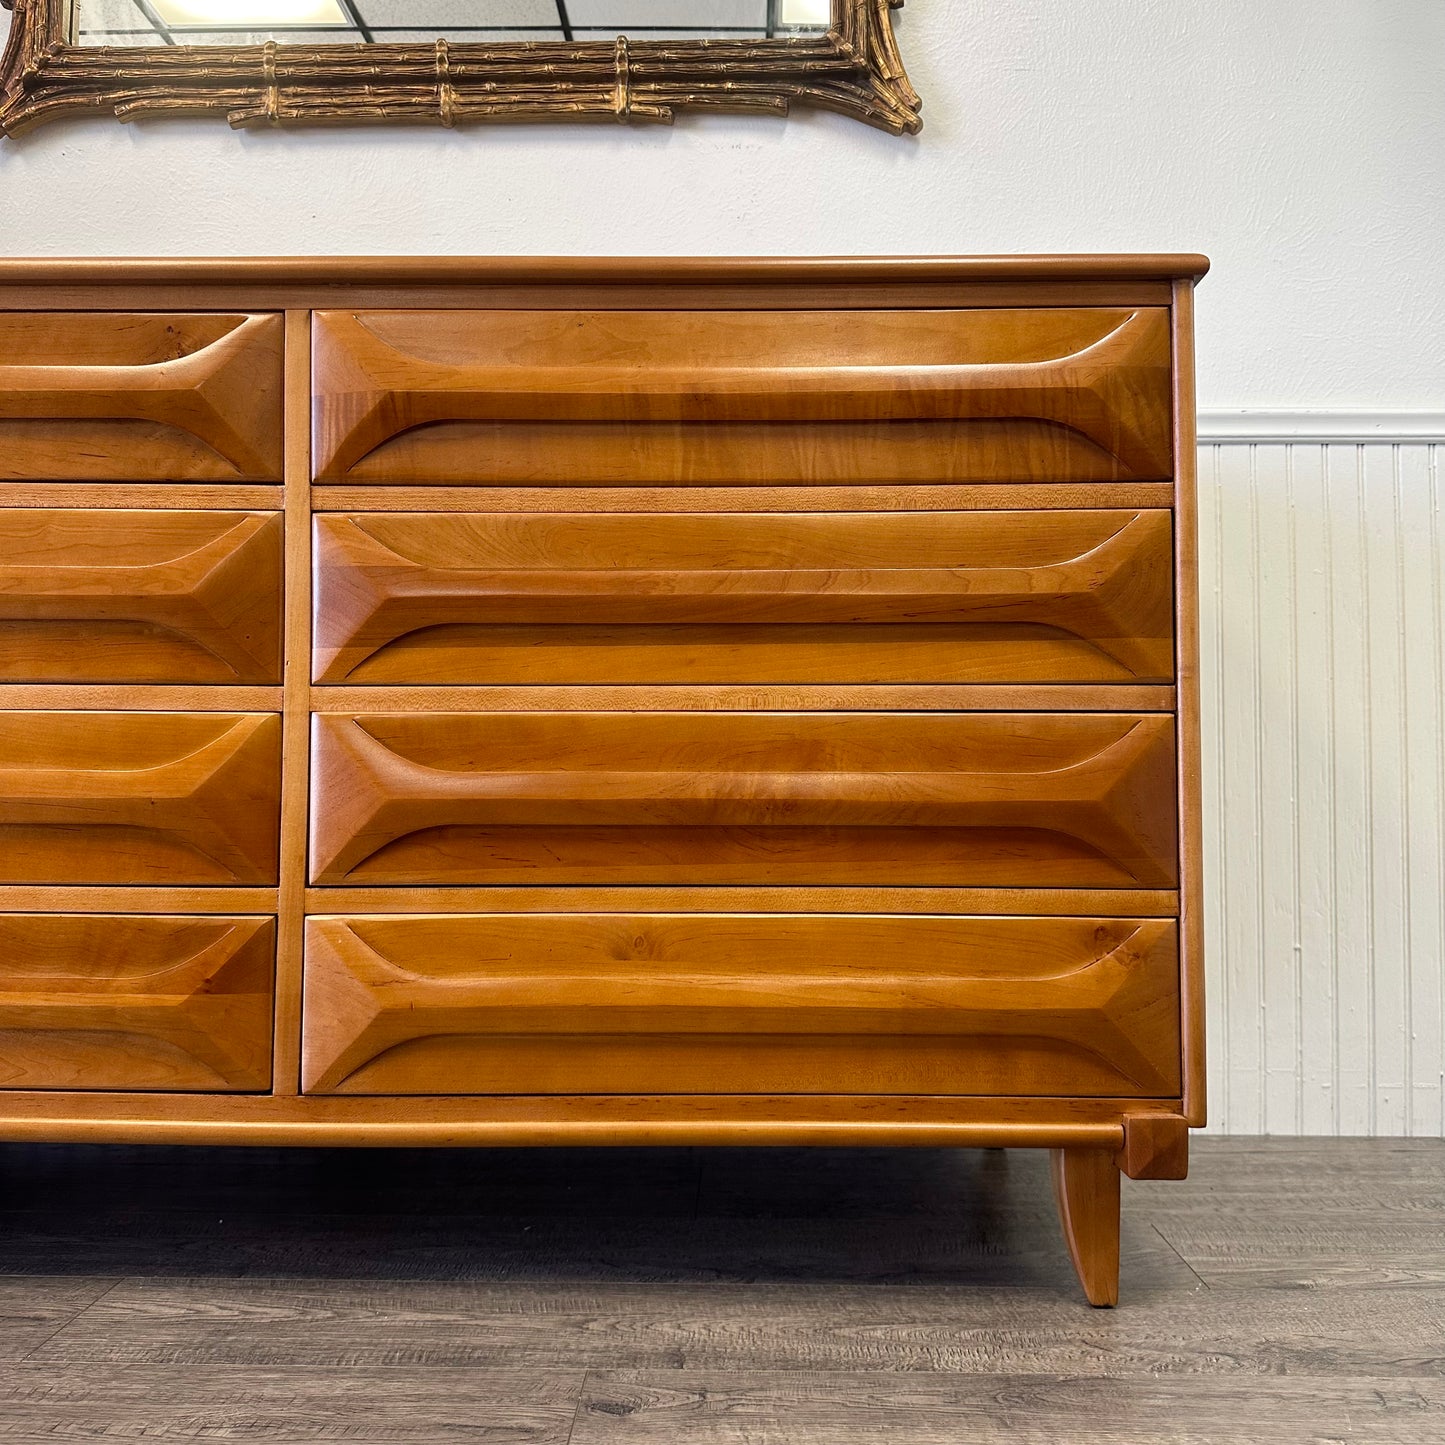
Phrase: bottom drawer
[
  {"left": 302, "top": 914, "right": 1180, "bottom": 1097},
  {"left": 0, "top": 915, "right": 275, "bottom": 1092}
]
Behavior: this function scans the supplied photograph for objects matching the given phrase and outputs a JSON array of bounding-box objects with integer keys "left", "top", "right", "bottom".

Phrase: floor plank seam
[
  {"left": 568, "top": 1369, "right": 591, "bottom": 1444},
  {"left": 16, "top": 1275, "right": 130, "bottom": 1363},
  {"left": 1148, "top": 1220, "right": 1212, "bottom": 1291}
]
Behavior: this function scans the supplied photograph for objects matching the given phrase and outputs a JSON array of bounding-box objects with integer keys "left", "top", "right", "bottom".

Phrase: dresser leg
[{"left": 1050, "top": 1147, "right": 1121, "bottom": 1307}]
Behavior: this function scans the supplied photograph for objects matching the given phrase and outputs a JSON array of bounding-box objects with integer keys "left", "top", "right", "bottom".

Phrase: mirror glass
[{"left": 72, "top": 1, "right": 834, "bottom": 48}]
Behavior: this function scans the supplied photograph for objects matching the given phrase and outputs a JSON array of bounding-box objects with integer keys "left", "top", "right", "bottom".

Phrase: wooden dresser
[{"left": 0, "top": 255, "right": 1206, "bottom": 1306}]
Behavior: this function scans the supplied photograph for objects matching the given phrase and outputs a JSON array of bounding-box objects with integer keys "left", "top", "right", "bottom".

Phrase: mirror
[
  {"left": 72, "top": 1, "right": 835, "bottom": 48},
  {"left": 3, "top": 0, "right": 917, "bottom": 137}
]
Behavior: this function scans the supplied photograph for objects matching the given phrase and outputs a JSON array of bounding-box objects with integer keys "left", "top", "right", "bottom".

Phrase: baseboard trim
[{"left": 1198, "top": 410, "right": 1445, "bottom": 444}]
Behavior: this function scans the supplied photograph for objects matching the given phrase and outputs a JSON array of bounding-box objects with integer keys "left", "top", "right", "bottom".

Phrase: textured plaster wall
[{"left": 1, "top": 1, "right": 1442, "bottom": 408}]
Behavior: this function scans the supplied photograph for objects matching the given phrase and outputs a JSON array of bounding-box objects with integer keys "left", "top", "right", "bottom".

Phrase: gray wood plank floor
[{"left": 0, "top": 1137, "right": 1440, "bottom": 1442}]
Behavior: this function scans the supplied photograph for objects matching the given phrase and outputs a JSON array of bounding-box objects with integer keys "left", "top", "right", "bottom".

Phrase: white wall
[
  {"left": 3, "top": 1, "right": 1443, "bottom": 408},
  {"left": 2, "top": 1, "right": 1443, "bottom": 1134}
]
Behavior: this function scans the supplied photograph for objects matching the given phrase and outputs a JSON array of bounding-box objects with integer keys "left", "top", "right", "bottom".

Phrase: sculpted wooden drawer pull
[
  {"left": 312, "top": 307, "right": 1173, "bottom": 484},
  {"left": 0, "top": 914, "right": 274, "bottom": 1092},
  {"left": 312, "top": 509, "right": 1174, "bottom": 686},
  {"left": 0, "top": 312, "right": 284, "bottom": 481},
  {"left": 0, "top": 509, "right": 283, "bottom": 683},
  {"left": 301, "top": 913, "right": 1181, "bottom": 1097},
  {"left": 310, "top": 712, "right": 1178, "bottom": 888},
  {"left": 0, "top": 712, "right": 282, "bottom": 884}
]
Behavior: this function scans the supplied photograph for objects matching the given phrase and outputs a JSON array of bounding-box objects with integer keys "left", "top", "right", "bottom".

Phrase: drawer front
[
  {"left": 0, "top": 914, "right": 274, "bottom": 1091},
  {"left": 0, "top": 313, "right": 284, "bottom": 481},
  {"left": 310, "top": 712, "right": 1178, "bottom": 887},
  {"left": 302, "top": 913, "right": 1181, "bottom": 1097},
  {"left": 312, "top": 308, "right": 1173, "bottom": 485},
  {"left": 313, "top": 509, "right": 1175, "bottom": 686},
  {"left": 0, "top": 712, "right": 282, "bottom": 884},
  {"left": 0, "top": 510, "right": 283, "bottom": 684}
]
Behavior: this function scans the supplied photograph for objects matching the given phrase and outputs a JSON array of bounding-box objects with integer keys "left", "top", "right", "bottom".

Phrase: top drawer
[
  {"left": 311, "top": 308, "right": 1174, "bottom": 486},
  {"left": 0, "top": 313, "right": 285, "bottom": 482}
]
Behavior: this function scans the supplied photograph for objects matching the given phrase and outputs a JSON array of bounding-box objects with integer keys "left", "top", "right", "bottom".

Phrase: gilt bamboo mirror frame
[{"left": 0, "top": 0, "right": 919, "bottom": 137}]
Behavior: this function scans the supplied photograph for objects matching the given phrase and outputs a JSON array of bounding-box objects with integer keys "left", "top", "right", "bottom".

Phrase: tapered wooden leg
[{"left": 1051, "top": 1147, "right": 1121, "bottom": 1307}]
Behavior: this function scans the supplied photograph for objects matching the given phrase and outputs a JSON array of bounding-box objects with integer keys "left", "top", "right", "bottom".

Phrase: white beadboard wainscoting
[{"left": 1195, "top": 414, "right": 1445, "bottom": 1136}]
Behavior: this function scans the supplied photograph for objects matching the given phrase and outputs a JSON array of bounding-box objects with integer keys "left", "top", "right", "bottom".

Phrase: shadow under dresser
[{"left": 0, "top": 254, "right": 1208, "bottom": 1306}]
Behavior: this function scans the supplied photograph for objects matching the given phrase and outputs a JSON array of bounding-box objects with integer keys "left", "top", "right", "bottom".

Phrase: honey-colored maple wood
[
  {"left": 311, "top": 307, "right": 1173, "bottom": 485},
  {"left": 301, "top": 913, "right": 1180, "bottom": 1098},
  {"left": 308, "top": 684, "right": 1175, "bottom": 714},
  {"left": 1, "top": 887, "right": 279, "bottom": 913},
  {"left": 0, "top": 509, "right": 283, "bottom": 683},
  {"left": 272, "top": 309, "right": 316, "bottom": 1098},
  {"left": 0, "top": 1092, "right": 1171, "bottom": 1149},
  {"left": 0, "top": 312, "right": 284, "bottom": 481},
  {"left": 0, "top": 256, "right": 1212, "bottom": 290},
  {"left": 1173, "top": 279, "right": 1208, "bottom": 1128},
  {"left": 1117, "top": 1112, "right": 1190, "bottom": 1180},
  {"left": 0, "top": 685, "right": 283, "bottom": 712},
  {"left": 0, "top": 711, "right": 282, "bottom": 884},
  {"left": 0, "top": 257, "right": 1205, "bottom": 1306},
  {"left": 0, "top": 913, "right": 274, "bottom": 1091},
  {"left": 311, "top": 482, "right": 1179, "bottom": 516},
  {"left": 0, "top": 484, "right": 284, "bottom": 511},
  {"left": 309, "top": 711, "right": 1179, "bottom": 888},
  {"left": 300, "top": 886, "right": 1178, "bottom": 917},
  {"left": 311, "top": 509, "right": 1174, "bottom": 686},
  {"left": 1051, "top": 1147, "right": 1122, "bottom": 1307}
]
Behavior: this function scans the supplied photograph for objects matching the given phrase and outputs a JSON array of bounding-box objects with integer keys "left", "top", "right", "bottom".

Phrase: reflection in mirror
[{"left": 72, "top": 0, "right": 835, "bottom": 49}]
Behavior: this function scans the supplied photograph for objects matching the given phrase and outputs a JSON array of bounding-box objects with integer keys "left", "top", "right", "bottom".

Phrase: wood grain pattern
[
  {"left": 311, "top": 307, "right": 1173, "bottom": 485},
  {"left": 310, "top": 483, "right": 1179, "bottom": 515},
  {"left": 0, "top": 686, "right": 282, "bottom": 712},
  {"left": 300, "top": 886, "right": 1179, "bottom": 917},
  {"left": 38, "top": 1268, "right": 1445, "bottom": 1375},
  {"left": 309, "top": 711, "right": 1179, "bottom": 887},
  {"left": 312, "top": 509, "right": 1175, "bottom": 686},
  {"left": 301, "top": 913, "right": 1181, "bottom": 1097},
  {"left": 1, "top": 284, "right": 1185, "bottom": 321},
  {"left": 0, "top": 1278, "right": 118, "bottom": 1367},
  {"left": 0, "top": 913, "right": 273, "bottom": 1091},
  {"left": 1172, "top": 279, "right": 1208, "bottom": 1129},
  {"left": 0, "top": 1093, "right": 1157, "bottom": 1149},
  {"left": 1118, "top": 1112, "right": 1190, "bottom": 1179},
  {"left": 573, "top": 1374, "right": 1445, "bottom": 1444},
  {"left": 0, "top": 1364, "right": 581, "bottom": 1444},
  {"left": 309, "top": 685, "right": 1176, "bottom": 715},
  {"left": 0, "top": 484, "right": 284, "bottom": 510},
  {"left": 0, "top": 711, "right": 281, "bottom": 884},
  {"left": 0, "top": 509, "right": 283, "bottom": 683},
  {"left": 1051, "top": 1147, "right": 1121, "bottom": 1306},
  {"left": 272, "top": 308, "right": 315, "bottom": 1098},
  {"left": 0, "top": 887, "right": 279, "bottom": 913},
  {"left": 0, "top": 312, "right": 284, "bottom": 481}
]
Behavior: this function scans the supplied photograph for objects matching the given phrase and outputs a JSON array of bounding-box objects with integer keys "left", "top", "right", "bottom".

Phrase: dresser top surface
[{"left": 0, "top": 254, "right": 1211, "bottom": 288}]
